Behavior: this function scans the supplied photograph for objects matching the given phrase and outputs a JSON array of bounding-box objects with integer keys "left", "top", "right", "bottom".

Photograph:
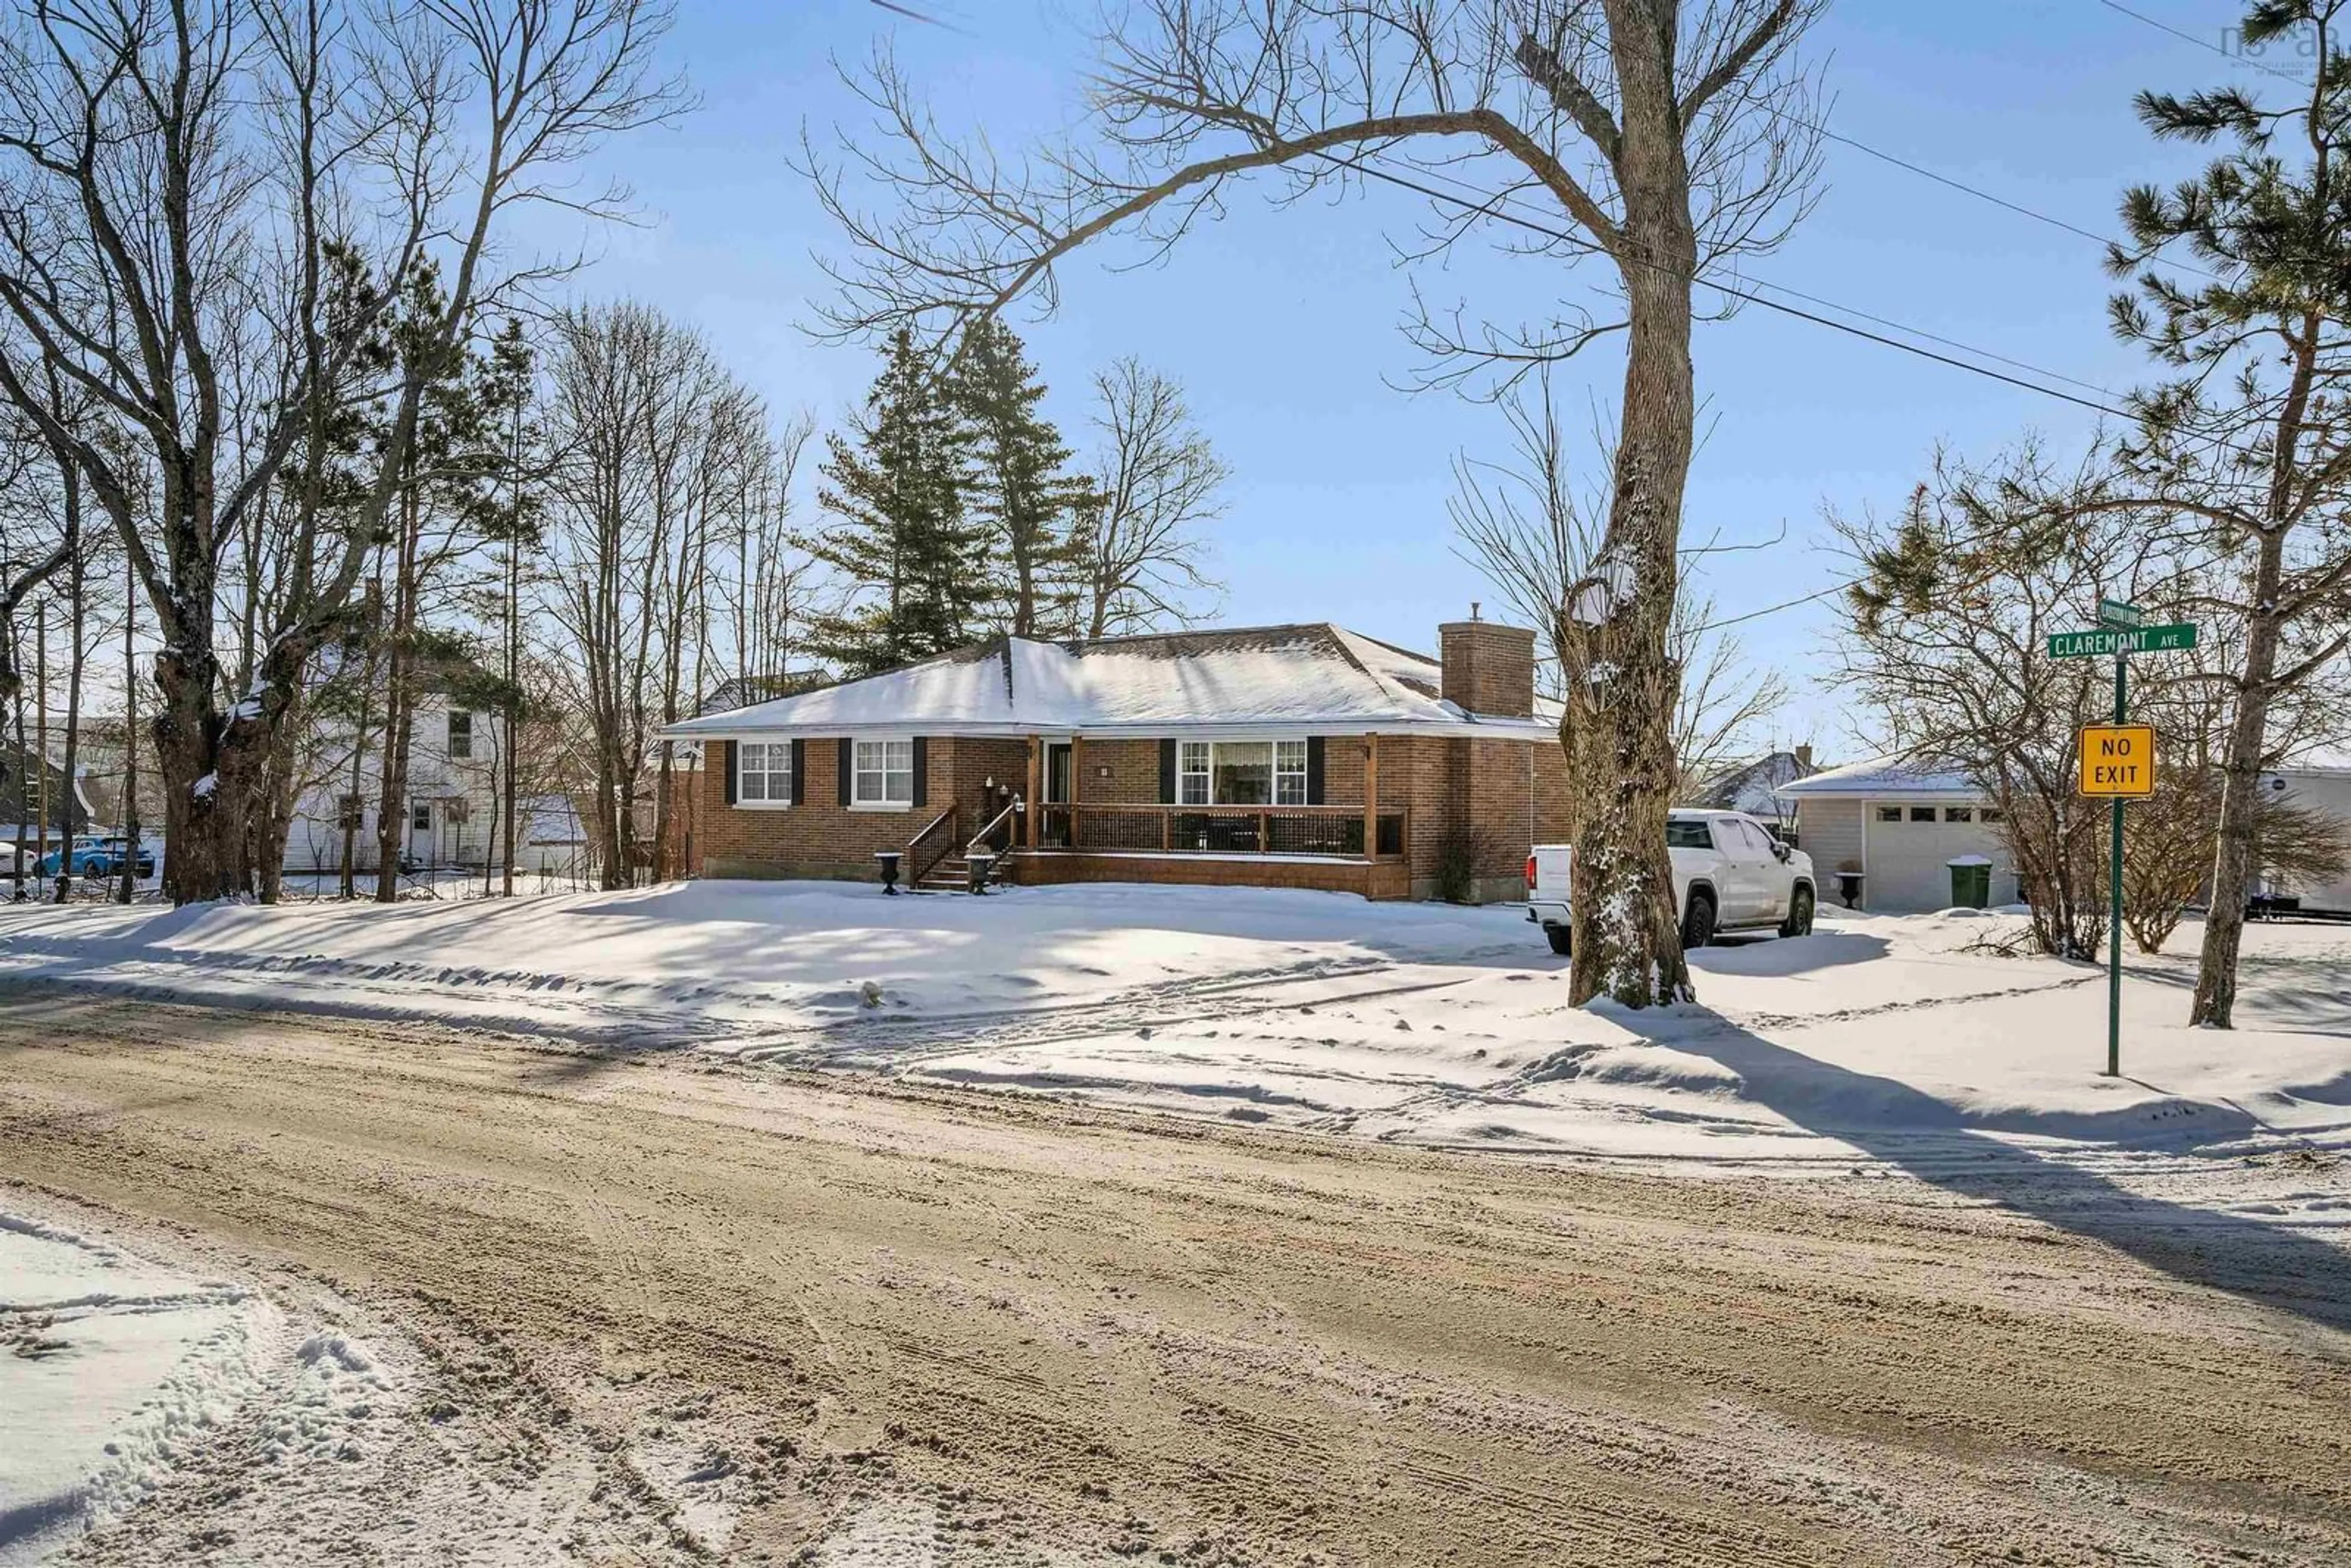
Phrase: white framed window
[
  {"left": 852, "top": 738, "right": 915, "bottom": 808},
  {"left": 1944, "top": 806, "right": 1974, "bottom": 823},
  {"left": 1275, "top": 740, "right": 1308, "bottom": 806},
  {"left": 447, "top": 710, "right": 473, "bottom": 759},
  {"left": 1176, "top": 739, "right": 1311, "bottom": 807},
  {"left": 1875, "top": 805, "right": 1902, "bottom": 823},
  {"left": 410, "top": 801, "right": 432, "bottom": 831},
  {"left": 738, "top": 741, "right": 792, "bottom": 806},
  {"left": 1179, "top": 741, "right": 1210, "bottom": 805}
]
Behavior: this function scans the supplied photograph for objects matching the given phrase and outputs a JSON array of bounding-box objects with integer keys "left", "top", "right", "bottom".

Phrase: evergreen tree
[
  {"left": 807, "top": 329, "right": 982, "bottom": 675},
  {"left": 953, "top": 319, "right": 1093, "bottom": 639},
  {"left": 2094, "top": 0, "right": 2351, "bottom": 1026}
]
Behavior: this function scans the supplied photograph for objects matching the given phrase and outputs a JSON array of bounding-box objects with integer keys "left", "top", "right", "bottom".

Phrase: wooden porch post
[
  {"left": 1363, "top": 733, "right": 1379, "bottom": 860},
  {"left": 1026, "top": 735, "right": 1041, "bottom": 848}
]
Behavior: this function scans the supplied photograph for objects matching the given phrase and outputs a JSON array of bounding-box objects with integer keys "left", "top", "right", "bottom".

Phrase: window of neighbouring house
[
  {"left": 852, "top": 738, "right": 915, "bottom": 807},
  {"left": 447, "top": 710, "right": 473, "bottom": 759},
  {"left": 1875, "top": 805, "right": 1902, "bottom": 823},
  {"left": 737, "top": 741, "right": 792, "bottom": 805},
  {"left": 411, "top": 801, "right": 432, "bottom": 831},
  {"left": 1982, "top": 806, "right": 2004, "bottom": 823},
  {"left": 1179, "top": 741, "right": 1210, "bottom": 805},
  {"left": 337, "top": 793, "right": 365, "bottom": 830},
  {"left": 1909, "top": 806, "right": 1937, "bottom": 823},
  {"left": 1944, "top": 806, "right": 1974, "bottom": 823}
]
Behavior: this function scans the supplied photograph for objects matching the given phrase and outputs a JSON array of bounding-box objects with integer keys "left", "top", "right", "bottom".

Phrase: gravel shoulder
[{"left": 4, "top": 990, "right": 2349, "bottom": 1566}]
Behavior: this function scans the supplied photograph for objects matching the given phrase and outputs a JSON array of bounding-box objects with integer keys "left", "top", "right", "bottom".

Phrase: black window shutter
[
  {"left": 911, "top": 737, "right": 928, "bottom": 807},
  {"left": 1158, "top": 738, "right": 1177, "bottom": 803},
  {"left": 789, "top": 738, "right": 806, "bottom": 805},
  {"left": 1306, "top": 737, "right": 1326, "bottom": 805},
  {"left": 723, "top": 740, "right": 737, "bottom": 805},
  {"left": 837, "top": 739, "right": 852, "bottom": 805}
]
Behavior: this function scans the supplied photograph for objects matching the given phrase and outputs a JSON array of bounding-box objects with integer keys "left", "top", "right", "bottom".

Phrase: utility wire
[
  {"left": 2093, "top": 0, "right": 2315, "bottom": 86},
  {"left": 1318, "top": 146, "right": 2142, "bottom": 420}
]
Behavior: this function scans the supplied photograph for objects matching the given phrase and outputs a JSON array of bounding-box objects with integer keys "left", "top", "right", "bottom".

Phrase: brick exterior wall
[
  {"left": 1438, "top": 621, "right": 1537, "bottom": 719},
  {"left": 702, "top": 736, "right": 1029, "bottom": 882},
  {"left": 698, "top": 727, "right": 1569, "bottom": 901}
]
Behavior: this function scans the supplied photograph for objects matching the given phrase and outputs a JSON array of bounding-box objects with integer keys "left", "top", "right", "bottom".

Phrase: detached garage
[{"left": 1777, "top": 757, "right": 2020, "bottom": 915}]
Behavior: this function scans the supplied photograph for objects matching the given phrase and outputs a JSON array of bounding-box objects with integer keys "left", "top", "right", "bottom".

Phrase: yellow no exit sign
[{"left": 2079, "top": 724, "right": 2158, "bottom": 797}]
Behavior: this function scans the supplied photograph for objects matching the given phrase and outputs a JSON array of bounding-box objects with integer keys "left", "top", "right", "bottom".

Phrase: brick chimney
[{"left": 1438, "top": 608, "right": 1537, "bottom": 719}]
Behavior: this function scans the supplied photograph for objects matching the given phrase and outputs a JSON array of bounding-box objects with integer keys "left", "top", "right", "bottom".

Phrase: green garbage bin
[{"left": 1948, "top": 856, "right": 1992, "bottom": 910}]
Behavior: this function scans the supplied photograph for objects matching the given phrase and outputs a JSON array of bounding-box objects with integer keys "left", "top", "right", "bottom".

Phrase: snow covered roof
[
  {"left": 1689, "top": 751, "right": 1814, "bottom": 814},
  {"left": 659, "top": 625, "right": 1555, "bottom": 740},
  {"left": 1774, "top": 753, "right": 1987, "bottom": 800}
]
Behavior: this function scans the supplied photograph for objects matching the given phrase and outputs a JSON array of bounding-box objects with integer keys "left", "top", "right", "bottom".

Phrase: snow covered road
[{"left": 3, "top": 994, "right": 2347, "bottom": 1564}]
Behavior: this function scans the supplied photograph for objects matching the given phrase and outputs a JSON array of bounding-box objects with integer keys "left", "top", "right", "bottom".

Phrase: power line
[
  {"left": 1319, "top": 147, "right": 2142, "bottom": 421},
  {"left": 2093, "top": 0, "right": 2315, "bottom": 86}
]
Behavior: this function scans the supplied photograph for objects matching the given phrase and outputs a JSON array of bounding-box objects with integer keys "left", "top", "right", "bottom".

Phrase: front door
[{"left": 1042, "top": 743, "right": 1073, "bottom": 847}]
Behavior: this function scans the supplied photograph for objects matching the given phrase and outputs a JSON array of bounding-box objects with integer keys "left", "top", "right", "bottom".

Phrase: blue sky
[{"left": 561, "top": 1, "right": 2267, "bottom": 756}]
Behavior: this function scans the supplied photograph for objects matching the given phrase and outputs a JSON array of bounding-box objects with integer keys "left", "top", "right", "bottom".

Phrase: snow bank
[
  {"left": 0, "top": 880, "right": 1528, "bottom": 1047},
  {"left": 1, "top": 883, "right": 2345, "bottom": 1179},
  {"left": 0, "top": 1215, "right": 275, "bottom": 1564}
]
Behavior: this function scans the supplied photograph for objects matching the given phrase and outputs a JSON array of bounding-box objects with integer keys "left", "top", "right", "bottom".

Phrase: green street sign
[
  {"left": 2099, "top": 598, "right": 2143, "bottom": 629},
  {"left": 2048, "top": 623, "right": 2199, "bottom": 659}
]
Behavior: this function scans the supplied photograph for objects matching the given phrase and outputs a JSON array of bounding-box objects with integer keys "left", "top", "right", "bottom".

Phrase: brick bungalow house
[{"left": 661, "top": 618, "right": 1567, "bottom": 901}]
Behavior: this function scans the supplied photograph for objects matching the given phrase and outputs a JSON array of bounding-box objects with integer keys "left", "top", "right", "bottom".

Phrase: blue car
[{"left": 36, "top": 836, "right": 153, "bottom": 878}]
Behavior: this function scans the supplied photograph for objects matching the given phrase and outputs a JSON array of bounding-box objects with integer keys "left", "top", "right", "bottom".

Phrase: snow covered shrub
[{"left": 1431, "top": 823, "right": 1499, "bottom": 904}]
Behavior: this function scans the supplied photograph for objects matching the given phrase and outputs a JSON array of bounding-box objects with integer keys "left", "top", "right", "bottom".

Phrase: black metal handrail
[
  {"left": 907, "top": 805, "right": 959, "bottom": 885},
  {"left": 967, "top": 797, "right": 1020, "bottom": 857}
]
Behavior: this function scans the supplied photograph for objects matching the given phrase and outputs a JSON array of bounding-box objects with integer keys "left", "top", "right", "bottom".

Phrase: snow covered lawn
[{"left": 0, "top": 881, "right": 2345, "bottom": 1179}]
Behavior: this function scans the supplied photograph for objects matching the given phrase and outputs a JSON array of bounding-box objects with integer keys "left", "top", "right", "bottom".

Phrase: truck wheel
[
  {"left": 1545, "top": 926, "right": 1572, "bottom": 956},
  {"left": 1779, "top": 885, "right": 1815, "bottom": 939},
  {"left": 1680, "top": 891, "right": 1717, "bottom": 950}
]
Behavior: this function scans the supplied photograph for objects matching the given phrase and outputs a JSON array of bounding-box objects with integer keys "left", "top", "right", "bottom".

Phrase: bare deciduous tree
[
  {"left": 540, "top": 301, "right": 778, "bottom": 889},
  {"left": 1829, "top": 447, "right": 2179, "bottom": 960},
  {"left": 0, "top": 0, "right": 684, "bottom": 902},
  {"left": 810, "top": 0, "right": 1826, "bottom": 1005},
  {"left": 1449, "top": 378, "right": 1783, "bottom": 806},
  {"left": 1085, "top": 358, "right": 1226, "bottom": 638}
]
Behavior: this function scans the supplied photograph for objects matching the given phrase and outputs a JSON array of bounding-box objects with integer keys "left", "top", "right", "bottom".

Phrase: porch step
[{"left": 910, "top": 854, "right": 1014, "bottom": 893}]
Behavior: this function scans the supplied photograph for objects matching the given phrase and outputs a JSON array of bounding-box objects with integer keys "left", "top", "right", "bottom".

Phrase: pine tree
[
  {"left": 807, "top": 329, "right": 982, "bottom": 675},
  {"left": 953, "top": 319, "right": 1093, "bottom": 639}
]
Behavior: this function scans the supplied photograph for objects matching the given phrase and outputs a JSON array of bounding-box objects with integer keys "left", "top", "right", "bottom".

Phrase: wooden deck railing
[{"left": 1032, "top": 803, "right": 1408, "bottom": 860}]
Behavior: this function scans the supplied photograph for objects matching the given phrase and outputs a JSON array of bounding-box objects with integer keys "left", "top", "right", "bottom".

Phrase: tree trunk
[
  {"left": 1560, "top": 9, "right": 1697, "bottom": 1009},
  {"left": 53, "top": 528, "right": 84, "bottom": 903},
  {"left": 2191, "top": 529, "right": 2286, "bottom": 1027},
  {"left": 373, "top": 476, "right": 420, "bottom": 902},
  {"left": 373, "top": 673, "right": 413, "bottom": 902},
  {"left": 118, "top": 548, "right": 140, "bottom": 904}
]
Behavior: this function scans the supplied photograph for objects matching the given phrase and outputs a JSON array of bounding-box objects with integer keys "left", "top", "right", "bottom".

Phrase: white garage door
[{"left": 1865, "top": 803, "right": 2016, "bottom": 913}]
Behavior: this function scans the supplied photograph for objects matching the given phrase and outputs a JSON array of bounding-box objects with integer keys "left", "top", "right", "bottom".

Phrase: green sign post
[{"left": 2048, "top": 606, "right": 2197, "bottom": 1077}]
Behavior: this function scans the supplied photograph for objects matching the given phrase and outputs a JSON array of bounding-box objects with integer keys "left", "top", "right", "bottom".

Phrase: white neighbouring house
[
  {"left": 1776, "top": 756, "right": 2020, "bottom": 915},
  {"left": 283, "top": 693, "right": 507, "bottom": 875},
  {"left": 2261, "top": 752, "right": 2351, "bottom": 915}
]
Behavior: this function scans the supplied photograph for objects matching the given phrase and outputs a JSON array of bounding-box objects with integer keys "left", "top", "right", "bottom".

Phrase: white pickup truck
[{"left": 1525, "top": 809, "right": 1817, "bottom": 956}]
